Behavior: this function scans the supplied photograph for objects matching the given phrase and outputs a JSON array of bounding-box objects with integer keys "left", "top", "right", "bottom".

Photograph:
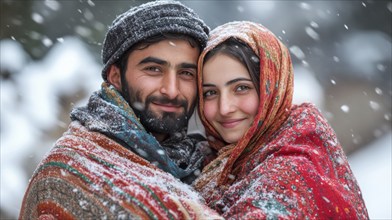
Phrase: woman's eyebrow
[
  {"left": 226, "top": 78, "right": 252, "bottom": 86},
  {"left": 202, "top": 78, "right": 252, "bottom": 87}
]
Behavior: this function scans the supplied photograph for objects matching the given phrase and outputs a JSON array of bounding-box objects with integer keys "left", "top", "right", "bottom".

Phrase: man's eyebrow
[
  {"left": 139, "top": 57, "right": 167, "bottom": 66},
  {"left": 178, "top": 63, "right": 197, "bottom": 69},
  {"left": 139, "top": 57, "right": 196, "bottom": 70},
  {"left": 226, "top": 78, "right": 252, "bottom": 86}
]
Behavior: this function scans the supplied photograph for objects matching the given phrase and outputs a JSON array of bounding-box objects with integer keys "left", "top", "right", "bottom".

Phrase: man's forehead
[{"left": 129, "top": 39, "right": 199, "bottom": 65}]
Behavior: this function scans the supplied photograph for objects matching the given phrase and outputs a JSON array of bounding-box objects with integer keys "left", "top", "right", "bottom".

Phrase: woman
[{"left": 193, "top": 21, "right": 369, "bottom": 219}]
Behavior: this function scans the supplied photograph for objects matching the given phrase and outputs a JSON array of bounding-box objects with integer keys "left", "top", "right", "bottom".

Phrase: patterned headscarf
[{"left": 197, "top": 21, "right": 294, "bottom": 185}]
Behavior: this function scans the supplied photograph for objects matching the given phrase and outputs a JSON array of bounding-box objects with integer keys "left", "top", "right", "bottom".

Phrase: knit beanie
[{"left": 101, "top": 0, "right": 210, "bottom": 80}]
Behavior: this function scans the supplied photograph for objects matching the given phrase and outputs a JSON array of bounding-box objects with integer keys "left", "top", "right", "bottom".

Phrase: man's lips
[
  {"left": 219, "top": 118, "right": 245, "bottom": 128},
  {"left": 151, "top": 101, "right": 182, "bottom": 112}
]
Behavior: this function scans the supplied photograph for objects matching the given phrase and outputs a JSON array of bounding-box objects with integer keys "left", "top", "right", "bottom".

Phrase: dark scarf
[{"left": 71, "top": 82, "right": 209, "bottom": 183}]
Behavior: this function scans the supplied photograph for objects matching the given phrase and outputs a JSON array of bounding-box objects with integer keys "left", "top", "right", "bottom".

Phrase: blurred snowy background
[{"left": 1, "top": 1, "right": 391, "bottom": 219}]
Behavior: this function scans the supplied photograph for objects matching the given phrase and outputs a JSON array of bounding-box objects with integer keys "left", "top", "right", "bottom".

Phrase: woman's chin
[{"left": 222, "top": 135, "right": 242, "bottom": 145}]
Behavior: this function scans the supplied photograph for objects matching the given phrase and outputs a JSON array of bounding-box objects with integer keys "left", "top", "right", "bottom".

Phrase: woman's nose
[{"left": 219, "top": 93, "right": 236, "bottom": 115}]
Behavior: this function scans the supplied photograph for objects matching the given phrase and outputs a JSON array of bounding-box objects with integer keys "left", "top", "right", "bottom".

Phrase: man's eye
[
  {"left": 179, "top": 70, "right": 195, "bottom": 79},
  {"left": 182, "top": 71, "right": 193, "bottom": 76},
  {"left": 145, "top": 66, "right": 161, "bottom": 73}
]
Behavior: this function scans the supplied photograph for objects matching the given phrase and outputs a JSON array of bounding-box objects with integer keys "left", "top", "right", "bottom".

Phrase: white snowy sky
[
  {"left": 1, "top": 1, "right": 391, "bottom": 219},
  {"left": 1, "top": 30, "right": 391, "bottom": 220}
]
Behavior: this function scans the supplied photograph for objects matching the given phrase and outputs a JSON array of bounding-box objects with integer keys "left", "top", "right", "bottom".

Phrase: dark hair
[
  {"left": 113, "top": 33, "right": 201, "bottom": 101},
  {"left": 203, "top": 38, "right": 260, "bottom": 95},
  {"left": 115, "top": 33, "right": 200, "bottom": 78}
]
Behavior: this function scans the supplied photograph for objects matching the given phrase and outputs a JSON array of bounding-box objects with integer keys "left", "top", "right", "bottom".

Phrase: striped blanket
[{"left": 19, "top": 83, "right": 221, "bottom": 219}]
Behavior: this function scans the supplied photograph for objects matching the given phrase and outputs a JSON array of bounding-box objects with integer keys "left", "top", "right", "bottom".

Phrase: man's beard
[
  {"left": 133, "top": 94, "right": 192, "bottom": 134},
  {"left": 120, "top": 81, "right": 194, "bottom": 134}
]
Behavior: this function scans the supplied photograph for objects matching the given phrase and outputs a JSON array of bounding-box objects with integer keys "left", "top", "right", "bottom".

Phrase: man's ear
[{"left": 107, "top": 65, "right": 122, "bottom": 91}]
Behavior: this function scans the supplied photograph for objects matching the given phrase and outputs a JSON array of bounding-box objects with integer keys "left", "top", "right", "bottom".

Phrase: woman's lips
[{"left": 219, "top": 119, "right": 245, "bottom": 128}]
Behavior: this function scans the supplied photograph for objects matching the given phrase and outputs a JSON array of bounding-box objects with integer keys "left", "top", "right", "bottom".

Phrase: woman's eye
[
  {"left": 236, "top": 85, "right": 251, "bottom": 92},
  {"left": 203, "top": 90, "right": 216, "bottom": 98}
]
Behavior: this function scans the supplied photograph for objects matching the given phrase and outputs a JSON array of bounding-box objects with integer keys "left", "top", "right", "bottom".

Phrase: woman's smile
[{"left": 219, "top": 118, "right": 246, "bottom": 128}]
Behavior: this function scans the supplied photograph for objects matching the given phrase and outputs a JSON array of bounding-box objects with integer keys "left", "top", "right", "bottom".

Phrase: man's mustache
[{"left": 146, "top": 96, "right": 188, "bottom": 109}]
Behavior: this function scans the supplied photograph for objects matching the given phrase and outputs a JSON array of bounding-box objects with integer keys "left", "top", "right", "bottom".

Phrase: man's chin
[
  {"left": 145, "top": 117, "right": 186, "bottom": 134},
  {"left": 137, "top": 110, "right": 187, "bottom": 133}
]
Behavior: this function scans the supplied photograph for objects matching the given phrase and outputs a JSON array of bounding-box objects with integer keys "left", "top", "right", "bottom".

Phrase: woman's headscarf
[{"left": 197, "top": 21, "right": 294, "bottom": 185}]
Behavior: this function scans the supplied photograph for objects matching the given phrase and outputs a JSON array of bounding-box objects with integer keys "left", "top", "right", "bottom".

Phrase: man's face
[{"left": 119, "top": 39, "right": 199, "bottom": 141}]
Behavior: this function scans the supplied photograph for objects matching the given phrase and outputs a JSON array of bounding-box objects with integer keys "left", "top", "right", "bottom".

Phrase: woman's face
[{"left": 202, "top": 53, "right": 259, "bottom": 144}]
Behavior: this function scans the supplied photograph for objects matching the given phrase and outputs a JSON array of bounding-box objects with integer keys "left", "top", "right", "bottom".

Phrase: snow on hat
[{"left": 101, "top": 0, "right": 210, "bottom": 80}]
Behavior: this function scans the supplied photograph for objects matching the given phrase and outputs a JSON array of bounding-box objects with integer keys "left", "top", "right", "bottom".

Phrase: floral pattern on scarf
[{"left": 193, "top": 21, "right": 368, "bottom": 219}]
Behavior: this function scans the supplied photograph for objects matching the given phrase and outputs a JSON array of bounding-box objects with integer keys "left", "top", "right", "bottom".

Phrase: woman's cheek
[
  {"left": 243, "top": 97, "right": 259, "bottom": 116},
  {"left": 203, "top": 101, "right": 217, "bottom": 123}
]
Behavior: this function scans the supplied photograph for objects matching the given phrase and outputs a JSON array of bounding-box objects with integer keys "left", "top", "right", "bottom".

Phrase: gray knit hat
[{"left": 101, "top": 0, "right": 210, "bottom": 80}]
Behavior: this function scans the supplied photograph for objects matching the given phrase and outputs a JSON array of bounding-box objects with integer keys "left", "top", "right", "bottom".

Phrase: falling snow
[
  {"left": 31, "top": 13, "right": 44, "bottom": 24},
  {"left": 305, "top": 26, "right": 320, "bottom": 40},
  {"left": 1, "top": 1, "right": 390, "bottom": 219},
  {"left": 341, "top": 105, "right": 350, "bottom": 113}
]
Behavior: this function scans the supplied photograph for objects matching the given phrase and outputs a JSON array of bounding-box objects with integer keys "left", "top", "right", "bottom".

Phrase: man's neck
[{"left": 152, "top": 133, "right": 168, "bottom": 142}]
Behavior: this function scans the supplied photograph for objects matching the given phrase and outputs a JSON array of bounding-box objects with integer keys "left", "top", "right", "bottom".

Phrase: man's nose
[{"left": 160, "top": 72, "right": 179, "bottom": 99}]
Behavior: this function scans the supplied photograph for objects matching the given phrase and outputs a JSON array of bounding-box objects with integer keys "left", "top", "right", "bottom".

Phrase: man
[{"left": 19, "top": 1, "right": 221, "bottom": 219}]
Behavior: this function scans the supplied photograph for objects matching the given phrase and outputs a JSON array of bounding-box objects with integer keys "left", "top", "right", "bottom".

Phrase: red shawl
[{"left": 194, "top": 21, "right": 368, "bottom": 219}]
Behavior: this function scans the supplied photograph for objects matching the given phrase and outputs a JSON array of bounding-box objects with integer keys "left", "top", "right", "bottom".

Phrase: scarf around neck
[
  {"left": 71, "top": 82, "right": 206, "bottom": 182},
  {"left": 197, "top": 21, "right": 294, "bottom": 185}
]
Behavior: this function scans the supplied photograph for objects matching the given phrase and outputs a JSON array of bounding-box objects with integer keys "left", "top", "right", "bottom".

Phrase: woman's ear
[{"left": 107, "top": 65, "right": 122, "bottom": 90}]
